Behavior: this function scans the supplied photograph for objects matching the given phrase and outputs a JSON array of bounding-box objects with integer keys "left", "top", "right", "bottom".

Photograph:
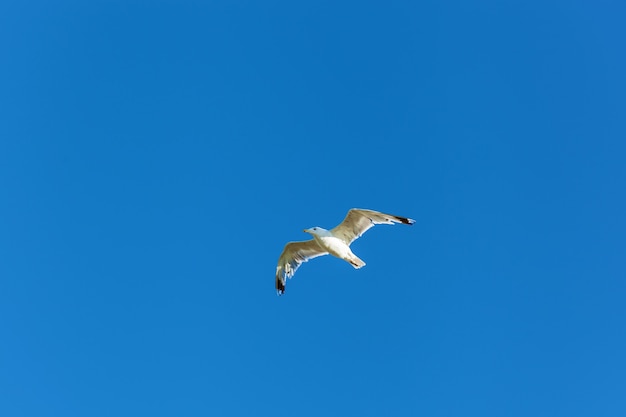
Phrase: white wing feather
[
  {"left": 275, "top": 240, "right": 328, "bottom": 295},
  {"left": 331, "top": 208, "right": 415, "bottom": 245}
]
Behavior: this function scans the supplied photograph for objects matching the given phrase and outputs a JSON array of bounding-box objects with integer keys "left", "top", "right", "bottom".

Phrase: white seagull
[{"left": 275, "top": 208, "right": 415, "bottom": 295}]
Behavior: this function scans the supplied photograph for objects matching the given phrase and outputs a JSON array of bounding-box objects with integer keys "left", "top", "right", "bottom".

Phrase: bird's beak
[{"left": 303, "top": 229, "right": 309, "bottom": 234}]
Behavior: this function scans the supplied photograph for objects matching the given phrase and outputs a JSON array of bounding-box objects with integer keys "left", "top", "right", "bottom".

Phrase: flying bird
[{"left": 275, "top": 208, "right": 415, "bottom": 295}]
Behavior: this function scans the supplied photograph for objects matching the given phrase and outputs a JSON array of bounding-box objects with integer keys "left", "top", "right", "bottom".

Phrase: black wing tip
[
  {"left": 397, "top": 216, "right": 415, "bottom": 225},
  {"left": 276, "top": 278, "right": 285, "bottom": 295}
]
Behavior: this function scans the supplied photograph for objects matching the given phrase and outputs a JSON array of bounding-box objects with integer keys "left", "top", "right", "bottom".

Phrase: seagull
[{"left": 275, "top": 208, "right": 415, "bottom": 295}]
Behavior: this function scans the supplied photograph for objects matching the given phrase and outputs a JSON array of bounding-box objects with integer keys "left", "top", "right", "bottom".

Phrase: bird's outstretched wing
[
  {"left": 331, "top": 208, "right": 415, "bottom": 245},
  {"left": 276, "top": 240, "right": 328, "bottom": 295}
]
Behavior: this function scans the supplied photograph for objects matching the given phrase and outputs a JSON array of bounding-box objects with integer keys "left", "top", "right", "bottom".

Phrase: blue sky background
[{"left": 1, "top": 1, "right": 625, "bottom": 416}]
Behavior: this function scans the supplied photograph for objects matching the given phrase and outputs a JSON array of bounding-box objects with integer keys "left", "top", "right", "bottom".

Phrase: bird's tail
[{"left": 348, "top": 255, "right": 366, "bottom": 269}]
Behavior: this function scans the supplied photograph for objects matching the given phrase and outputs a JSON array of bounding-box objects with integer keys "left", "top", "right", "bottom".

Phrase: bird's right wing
[{"left": 276, "top": 240, "right": 328, "bottom": 295}]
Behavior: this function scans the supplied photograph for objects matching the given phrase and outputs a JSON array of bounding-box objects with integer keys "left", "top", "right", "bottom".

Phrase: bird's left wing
[
  {"left": 276, "top": 240, "right": 328, "bottom": 295},
  {"left": 331, "top": 208, "right": 415, "bottom": 245}
]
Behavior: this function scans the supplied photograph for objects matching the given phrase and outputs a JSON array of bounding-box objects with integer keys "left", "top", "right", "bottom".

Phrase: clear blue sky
[{"left": 1, "top": 1, "right": 625, "bottom": 416}]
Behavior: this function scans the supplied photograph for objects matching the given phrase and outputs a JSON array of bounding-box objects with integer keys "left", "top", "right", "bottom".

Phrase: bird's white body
[{"left": 306, "top": 228, "right": 363, "bottom": 267}]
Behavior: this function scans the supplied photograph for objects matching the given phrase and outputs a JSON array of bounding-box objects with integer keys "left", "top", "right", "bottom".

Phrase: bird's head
[{"left": 303, "top": 226, "right": 328, "bottom": 236}]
